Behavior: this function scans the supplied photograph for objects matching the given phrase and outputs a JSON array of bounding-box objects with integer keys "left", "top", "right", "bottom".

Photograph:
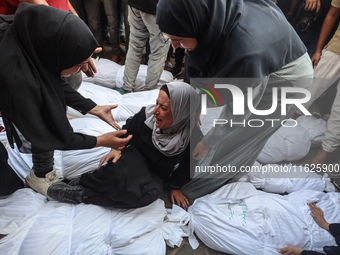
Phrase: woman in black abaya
[
  {"left": 156, "top": 0, "right": 315, "bottom": 198},
  {"left": 0, "top": 3, "right": 131, "bottom": 197}
]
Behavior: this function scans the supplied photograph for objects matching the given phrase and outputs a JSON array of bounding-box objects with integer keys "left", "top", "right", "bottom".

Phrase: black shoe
[
  {"left": 47, "top": 182, "right": 84, "bottom": 204},
  {"left": 68, "top": 177, "right": 81, "bottom": 186},
  {"left": 171, "top": 66, "right": 183, "bottom": 78},
  {"left": 323, "top": 245, "right": 340, "bottom": 255}
]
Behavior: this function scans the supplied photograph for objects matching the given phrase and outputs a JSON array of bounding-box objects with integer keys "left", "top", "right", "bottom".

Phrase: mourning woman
[
  {"left": 156, "top": 0, "right": 315, "bottom": 198},
  {"left": 0, "top": 4, "right": 131, "bottom": 197},
  {"left": 48, "top": 82, "right": 202, "bottom": 210}
]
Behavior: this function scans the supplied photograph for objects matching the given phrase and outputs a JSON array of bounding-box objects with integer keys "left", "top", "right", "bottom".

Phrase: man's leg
[
  {"left": 142, "top": 12, "right": 170, "bottom": 90},
  {"left": 122, "top": 7, "right": 149, "bottom": 92}
]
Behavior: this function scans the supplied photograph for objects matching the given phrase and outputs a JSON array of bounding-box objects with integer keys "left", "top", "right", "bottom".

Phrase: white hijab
[{"left": 144, "top": 82, "right": 199, "bottom": 156}]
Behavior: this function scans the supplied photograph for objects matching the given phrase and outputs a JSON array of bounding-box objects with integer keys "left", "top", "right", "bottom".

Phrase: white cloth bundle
[
  {"left": 82, "top": 57, "right": 122, "bottom": 88},
  {"left": 285, "top": 190, "right": 340, "bottom": 252},
  {"left": 297, "top": 115, "right": 327, "bottom": 147},
  {"left": 0, "top": 189, "right": 184, "bottom": 255},
  {"left": 257, "top": 119, "right": 311, "bottom": 163},
  {"left": 7, "top": 118, "right": 126, "bottom": 181},
  {"left": 67, "top": 82, "right": 159, "bottom": 123},
  {"left": 186, "top": 182, "right": 339, "bottom": 255},
  {"left": 115, "top": 64, "right": 174, "bottom": 91},
  {"left": 113, "top": 89, "right": 159, "bottom": 122},
  {"left": 82, "top": 58, "right": 174, "bottom": 90},
  {"left": 67, "top": 82, "right": 122, "bottom": 120},
  {"left": 54, "top": 118, "right": 123, "bottom": 180},
  {"left": 247, "top": 164, "right": 335, "bottom": 193}
]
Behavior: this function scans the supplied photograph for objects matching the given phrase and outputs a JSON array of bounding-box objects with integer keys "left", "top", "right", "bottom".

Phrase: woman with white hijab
[{"left": 48, "top": 82, "right": 202, "bottom": 210}]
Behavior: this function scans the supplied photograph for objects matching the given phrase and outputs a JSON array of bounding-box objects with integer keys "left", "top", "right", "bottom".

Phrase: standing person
[
  {"left": 0, "top": 0, "right": 72, "bottom": 15},
  {"left": 117, "top": 0, "right": 170, "bottom": 94},
  {"left": 310, "top": 82, "right": 340, "bottom": 189},
  {"left": 156, "top": 0, "right": 314, "bottom": 198},
  {"left": 102, "top": 0, "right": 129, "bottom": 64},
  {"left": 297, "top": 0, "right": 340, "bottom": 190},
  {"left": 297, "top": 0, "right": 340, "bottom": 112},
  {"left": 0, "top": 3, "right": 132, "bottom": 199},
  {"left": 0, "top": 0, "right": 100, "bottom": 91}
]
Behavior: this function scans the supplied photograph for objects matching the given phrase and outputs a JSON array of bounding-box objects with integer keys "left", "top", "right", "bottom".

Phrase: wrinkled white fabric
[
  {"left": 0, "top": 189, "right": 177, "bottom": 255},
  {"left": 81, "top": 58, "right": 173, "bottom": 90},
  {"left": 297, "top": 116, "right": 327, "bottom": 148},
  {"left": 257, "top": 120, "right": 311, "bottom": 163},
  {"left": 187, "top": 182, "right": 339, "bottom": 254},
  {"left": 247, "top": 164, "right": 334, "bottom": 193}
]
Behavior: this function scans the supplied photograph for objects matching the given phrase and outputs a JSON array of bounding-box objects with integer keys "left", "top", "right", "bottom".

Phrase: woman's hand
[
  {"left": 83, "top": 47, "right": 102, "bottom": 78},
  {"left": 96, "top": 130, "right": 132, "bottom": 150},
  {"left": 170, "top": 189, "right": 190, "bottom": 211},
  {"left": 192, "top": 141, "right": 210, "bottom": 160},
  {"left": 277, "top": 246, "right": 303, "bottom": 255},
  {"left": 308, "top": 202, "right": 330, "bottom": 231},
  {"left": 88, "top": 105, "right": 121, "bottom": 130},
  {"left": 97, "top": 149, "right": 122, "bottom": 169}
]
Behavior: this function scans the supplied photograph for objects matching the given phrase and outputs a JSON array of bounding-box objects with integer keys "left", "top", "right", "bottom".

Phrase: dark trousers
[{"left": 32, "top": 150, "right": 54, "bottom": 177}]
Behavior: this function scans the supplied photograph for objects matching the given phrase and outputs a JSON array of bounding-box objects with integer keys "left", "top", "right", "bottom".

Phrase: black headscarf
[
  {"left": 0, "top": 3, "right": 99, "bottom": 152},
  {"left": 156, "top": 0, "right": 306, "bottom": 81}
]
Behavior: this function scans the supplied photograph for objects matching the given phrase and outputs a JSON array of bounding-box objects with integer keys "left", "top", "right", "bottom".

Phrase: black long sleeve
[
  {"left": 60, "top": 79, "right": 97, "bottom": 150},
  {"left": 62, "top": 79, "right": 96, "bottom": 114}
]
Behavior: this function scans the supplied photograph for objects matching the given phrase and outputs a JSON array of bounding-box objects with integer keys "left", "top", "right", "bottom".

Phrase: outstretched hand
[
  {"left": 308, "top": 202, "right": 330, "bottom": 230},
  {"left": 88, "top": 105, "right": 121, "bottom": 130},
  {"left": 96, "top": 130, "right": 132, "bottom": 150},
  {"left": 97, "top": 149, "right": 122, "bottom": 169},
  {"left": 170, "top": 189, "right": 190, "bottom": 211}
]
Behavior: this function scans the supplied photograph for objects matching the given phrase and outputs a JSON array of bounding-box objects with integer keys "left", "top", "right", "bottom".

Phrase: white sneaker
[{"left": 25, "top": 169, "right": 60, "bottom": 200}]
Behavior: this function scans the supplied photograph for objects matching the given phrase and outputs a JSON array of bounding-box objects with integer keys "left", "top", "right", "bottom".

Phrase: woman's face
[
  {"left": 60, "top": 57, "right": 91, "bottom": 77},
  {"left": 153, "top": 90, "right": 173, "bottom": 129},
  {"left": 166, "top": 34, "right": 198, "bottom": 51},
  {"left": 60, "top": 47, "right": 102, "bottom": 77}
]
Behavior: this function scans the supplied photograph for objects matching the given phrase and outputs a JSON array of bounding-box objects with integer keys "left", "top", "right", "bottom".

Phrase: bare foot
[{"left": 310, "top": 149, "right": 329, "bottom": 165}]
